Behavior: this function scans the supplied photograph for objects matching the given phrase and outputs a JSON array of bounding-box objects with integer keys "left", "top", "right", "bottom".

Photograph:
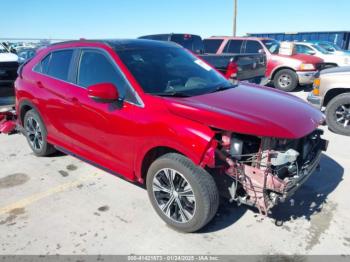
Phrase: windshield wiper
[
  {"left": 150, "top": 91, "right": 191, "bottom": 97},
  {"left": 210, "top": 84, "right": 235, "bottom": 93}
]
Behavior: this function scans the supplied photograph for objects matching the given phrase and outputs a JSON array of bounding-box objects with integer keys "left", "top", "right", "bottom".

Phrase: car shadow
[
  {"left": 198, "top": 200, "right": 247, "bottom": 233},
  {"left": 47, "top": 150, "right": 66, "bottom": 157},
  {"left": 264, "top": 83, "right": 313, "bottom": 93},
  {"left": 271, "top": 153, "right": 343, "bottom": 223},
  {"left": 290, "top": 84, "right": 313, "bottom": 93},
  {"left": 199, "top": 154, "right": 343, "bottom": 232}
]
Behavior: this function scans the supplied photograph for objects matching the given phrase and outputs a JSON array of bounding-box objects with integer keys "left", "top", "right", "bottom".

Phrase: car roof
[
  {"left": 205, "top": 36, "right": 271, "bottom": 41},
  {"left": 47, "top": 39, "right": 179, "bottom": 51}
]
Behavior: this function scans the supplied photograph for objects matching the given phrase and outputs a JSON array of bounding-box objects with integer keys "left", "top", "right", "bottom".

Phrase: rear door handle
[
  {"left": 36, "top": 81, "right": 44, "bottom": 89},
  {"left": 71, "top": 97, "right": 80, "bottom": 105}
]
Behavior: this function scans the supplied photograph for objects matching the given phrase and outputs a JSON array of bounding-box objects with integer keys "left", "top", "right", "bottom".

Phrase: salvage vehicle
[
  {"left": 310, "top": 41, "right": 350, "bottom": 56},
  {"left": 0, "top": 43, "right": 20, "bottom": 106},
  {"left": 308, "top": 66, "right": 350, "bottom": 136},
  {"left": 204, "top": 37, "right": 327, "bottom": 92},
  {"left": 0, "top": 39, "right": 328, "bottom": 232},
  {"left": 17, "top": 48, "right": 37, "bottom": 62},
  {"left": 139, "top": 33, "right": 267, "bottom": 84},
  {"left": 294, "top": 42, "right": 350, "bottom": 67}
]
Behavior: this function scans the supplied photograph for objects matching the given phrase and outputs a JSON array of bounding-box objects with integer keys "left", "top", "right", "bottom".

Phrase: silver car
[{"left": 308, "top": 66, "right": 350, "bottom": 136}]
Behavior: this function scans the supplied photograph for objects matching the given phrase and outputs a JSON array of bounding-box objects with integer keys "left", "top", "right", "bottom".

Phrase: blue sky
[{"left": 2, "top": 0, "right": 349, "bottom": 39}]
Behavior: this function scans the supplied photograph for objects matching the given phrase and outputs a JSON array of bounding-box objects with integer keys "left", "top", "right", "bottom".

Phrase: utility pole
[{"left": 233, "top": 0, "right": 237, "bottom": 36}]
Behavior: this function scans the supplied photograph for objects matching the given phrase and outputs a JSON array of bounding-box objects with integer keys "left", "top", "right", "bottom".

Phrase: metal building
[{"left": 247, "top": 31, "right": 350, "bottom": 50}]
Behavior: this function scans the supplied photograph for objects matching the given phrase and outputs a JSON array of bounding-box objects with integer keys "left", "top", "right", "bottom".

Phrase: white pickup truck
[{"left": 0, "top": 43, "right": 20, "bottom": 106}]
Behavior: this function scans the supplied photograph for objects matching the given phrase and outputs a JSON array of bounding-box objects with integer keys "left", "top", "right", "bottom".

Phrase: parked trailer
[{"left": 247, "top": 31, "right": 350, "bottom": 51}]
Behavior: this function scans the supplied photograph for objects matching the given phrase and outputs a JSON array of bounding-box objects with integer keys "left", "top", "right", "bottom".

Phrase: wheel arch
[
  {"left": 323, "top": 88, "right": 350, "bottom": 107},
  {"left": 140, "top": 146, "right": 182, "bottom": 183},
  {"left": 18, "top": 100, "right": 40, "bottom": 125},
  {"left": 136, "top": 136, "right": 214, "bottom": 184}
]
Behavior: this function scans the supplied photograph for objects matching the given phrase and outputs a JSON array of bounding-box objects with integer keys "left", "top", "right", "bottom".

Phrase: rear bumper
[
  {"left": 296, "top": 71, "right": 317, "bottom": 85},
  {"left": 307, "top": 92, "right": 323, "bottom": 110}
]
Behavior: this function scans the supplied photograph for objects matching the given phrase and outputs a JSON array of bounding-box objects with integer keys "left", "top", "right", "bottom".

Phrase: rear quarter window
[
  {"left": 203, "top": 39, "right": 223, "bottom": 54},
  {"left": 33, "top": 53, "right": 51, "bottom": 74},
  {"left": 223, "top": 40, "right": 243, "bottom": 54}
]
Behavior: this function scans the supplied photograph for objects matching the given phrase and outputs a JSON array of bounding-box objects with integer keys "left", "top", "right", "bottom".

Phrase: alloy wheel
[
  {"left": 152, "top": 168, "right": 196, "bottom": 223},
  {"left": 25, "top": 117, "right": 43, "bottom": 151},
  {"left": 335, "top": 104, "right": 350, "bottom": 128}
]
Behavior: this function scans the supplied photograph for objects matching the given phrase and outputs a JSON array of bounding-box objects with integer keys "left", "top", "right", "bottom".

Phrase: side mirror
[
  {"left": 258, "top": 49, "right": 265, "bottom": 54},
  {"left": 87, "top": 83, "right": 120, "bottom": 103}
]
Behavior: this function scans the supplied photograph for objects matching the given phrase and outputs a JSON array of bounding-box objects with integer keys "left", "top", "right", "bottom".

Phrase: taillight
[{"left": 225, "top": 61, "right": 238, "bottom": 80}]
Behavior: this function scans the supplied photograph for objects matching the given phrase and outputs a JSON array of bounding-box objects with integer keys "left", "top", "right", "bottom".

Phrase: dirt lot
[{"left": 0, "top": 88, "right": 349, "bottom": 255}]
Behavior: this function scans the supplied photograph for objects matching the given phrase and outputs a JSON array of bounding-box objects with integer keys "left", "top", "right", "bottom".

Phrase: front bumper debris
[{"left": 216, "top": 129, "right": 328, "bottom": 215}]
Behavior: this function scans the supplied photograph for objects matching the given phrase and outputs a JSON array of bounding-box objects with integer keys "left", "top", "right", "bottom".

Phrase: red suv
[{"left": 10, "top": 39, "right": 327, "bottom": 232}]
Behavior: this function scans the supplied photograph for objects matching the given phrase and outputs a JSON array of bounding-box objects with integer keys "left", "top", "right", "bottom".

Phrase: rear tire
[
  {"left": 146, "top": 153, "right": 219, "bottom": 233},
  {"left": 326, "top": 93, "right": 350, "bottom": 136},
  {"left": 273, "top": 69, "right": 298, "bottom": 92},
  {"left": 23, "top": 109, "right": 56, "bottom": 156}
]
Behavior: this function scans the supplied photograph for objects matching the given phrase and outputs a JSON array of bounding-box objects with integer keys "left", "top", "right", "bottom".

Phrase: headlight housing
[{"left": 300, "top": 63, "right": 316, "bottom": 70}]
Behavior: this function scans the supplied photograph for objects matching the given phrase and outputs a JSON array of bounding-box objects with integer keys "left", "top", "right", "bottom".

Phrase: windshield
[
  {"left": 311, "top": 44, "right": 331, "bottom": 54},
  {"left": 319, "top": 42, "right": 342, "bottom": 51},
  {"left": 115, "top": 46, "right": 232, "bottom": 97},
  {"left": 261, "top": 39, "right": 280, "bottom": 54}
]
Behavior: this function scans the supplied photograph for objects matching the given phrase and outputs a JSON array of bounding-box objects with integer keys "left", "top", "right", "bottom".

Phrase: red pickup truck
[
  {"left": 204, "top": 37, "right": 326, "bottom": 91},
  {"left": 0, "top": 39, "right": 327, "bottom": 232}
]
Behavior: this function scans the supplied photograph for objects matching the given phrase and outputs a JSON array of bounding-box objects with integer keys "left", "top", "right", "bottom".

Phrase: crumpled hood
[
  {"left": 276, "top": 53, "right": 323, "bottom": 64},
  {"left": 163, "top": 84, "right": 325, "bottom": 139}
]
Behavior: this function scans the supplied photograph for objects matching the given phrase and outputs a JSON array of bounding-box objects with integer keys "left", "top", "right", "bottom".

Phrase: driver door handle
[{"left": 71, "top": 97, "right": 80, "bottom": 105}]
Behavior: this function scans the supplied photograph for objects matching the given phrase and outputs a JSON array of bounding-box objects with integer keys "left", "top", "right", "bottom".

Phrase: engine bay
[{"left": 210, "top": 129, "right": 328, "bottom": 215}]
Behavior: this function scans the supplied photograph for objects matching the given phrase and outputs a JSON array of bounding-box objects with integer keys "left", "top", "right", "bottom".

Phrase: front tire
[
  {"left": 326, "top": 93, "right": 350, "bottom": 136},
  {"left": 23, "top": 109, "right": 56, "bottom": 156},
  {"left": 146, "top": 153, "right": 219, "bottom": 233},
  {"left": 273, "top": 69, "right": 298, "bottom": 92}
]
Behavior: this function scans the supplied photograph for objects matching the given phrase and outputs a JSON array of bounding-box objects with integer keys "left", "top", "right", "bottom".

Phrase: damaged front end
[{"left": 207, "top": 129, "right": 328, "bottom": 215}]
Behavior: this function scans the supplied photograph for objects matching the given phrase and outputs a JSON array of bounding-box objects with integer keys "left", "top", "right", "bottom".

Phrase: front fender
[{"left": 134, "top": 118, "right": 215, "bottom": 180}]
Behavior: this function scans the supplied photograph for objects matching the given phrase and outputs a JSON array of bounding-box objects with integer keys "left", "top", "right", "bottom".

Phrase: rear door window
[
  {"left": 46, "top": 50, "right": 73, "bottom": 81},
  {"left": 203, "top": 39, "right": 223, "bottom": 54},
  {"left": 245, "top": 40, "right": 263, "bottom": 53},
  {"left": 223, "top": 40, "right": 243, "bottom": 53}
]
